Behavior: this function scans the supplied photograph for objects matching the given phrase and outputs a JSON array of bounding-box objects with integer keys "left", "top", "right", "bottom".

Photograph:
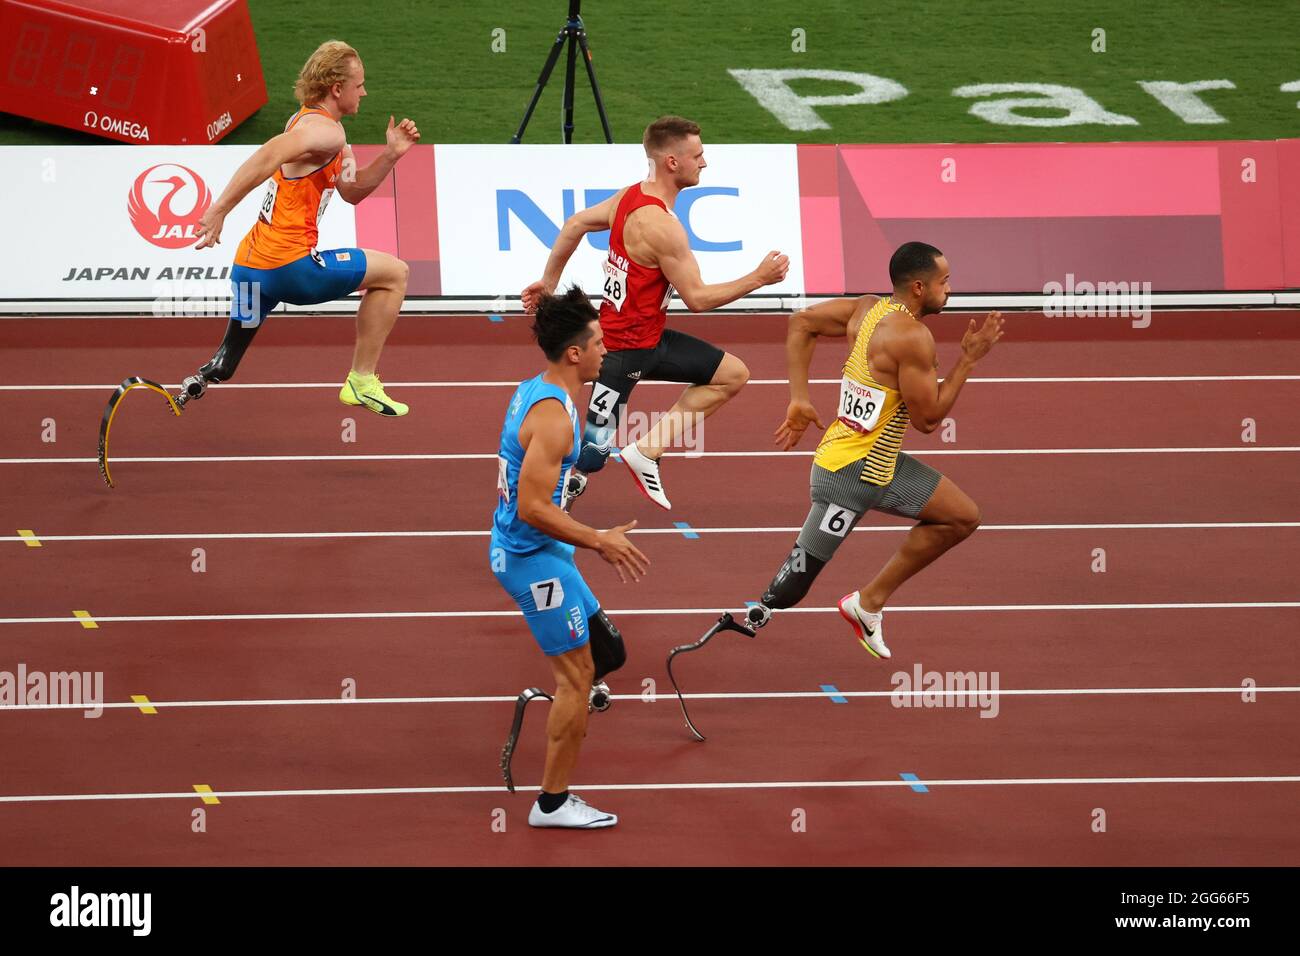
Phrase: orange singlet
[{"left": 234, "top": 106, "right": 344, "bottom": 270}]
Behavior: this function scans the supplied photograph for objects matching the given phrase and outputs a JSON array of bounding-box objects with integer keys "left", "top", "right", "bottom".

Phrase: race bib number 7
[
  {"left": 603, "top": 259, "right": 628, "bottom": 312},
  {"left": 837, "top": 377, "right": 887, "bottom": 433}
]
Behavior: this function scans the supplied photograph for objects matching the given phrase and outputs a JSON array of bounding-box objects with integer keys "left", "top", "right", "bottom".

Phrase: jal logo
[{"left": 128, "top": 164, "right": 212, "bottom": 249}]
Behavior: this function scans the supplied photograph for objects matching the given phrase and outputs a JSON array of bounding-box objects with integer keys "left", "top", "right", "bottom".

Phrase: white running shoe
[
  {"left": 527, "top": 793, "right": 618, "bottom": 829},
  {"left": 619, "top": 442, "right": 671, "bottom": 510},
  {"left": 838, "top": 592, "right": 891, "bottom": 659}
]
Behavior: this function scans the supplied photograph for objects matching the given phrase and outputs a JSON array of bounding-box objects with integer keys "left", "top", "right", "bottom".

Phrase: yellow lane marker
[
  {"left": 72, "top": 610, "right": 97, "bottom": 629},
  {"left": 17, "top": 530, "right": 40, "bottom": 548},
  {"left": 130, "top": 695, "right": 157, "bottom": 715},
  {"left": 193, "top": 785, "right": 220, "bottom": 805}
]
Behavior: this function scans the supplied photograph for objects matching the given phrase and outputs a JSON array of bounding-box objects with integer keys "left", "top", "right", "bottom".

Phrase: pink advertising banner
[
  {"left": 798, "top": 140, "right": 1298, "bottom": 295},
  {"left": 354, "top": 139, "right": 1300, "bottom": 297}
]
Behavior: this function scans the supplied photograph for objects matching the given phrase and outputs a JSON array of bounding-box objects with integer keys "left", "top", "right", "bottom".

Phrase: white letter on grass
[
  {"left": 728, "top": 69, "right": 908, "bottom": 131},
  {"left": 952, "top": 83, "right": 1138, "bottom": 127}
]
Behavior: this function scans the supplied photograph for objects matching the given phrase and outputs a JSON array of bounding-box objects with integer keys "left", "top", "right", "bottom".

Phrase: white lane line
[
  {"left": 4, "top": 686, "right": 1297, "bottom": 713},
  {"left": 3, "top": 374, "right": 1300, "bottom": 391},
  {"left": 1, "top": 775, "right": 1297, "bottom": 804},
  {"left": 4, "top": 601, "right": 1299, "bottom": 626},
  {"left": 5, "top": 521, "right": 1299, "bottom": 543},
  {"left": 7, "top": 446, "right": 1300, "bottom": 465}
]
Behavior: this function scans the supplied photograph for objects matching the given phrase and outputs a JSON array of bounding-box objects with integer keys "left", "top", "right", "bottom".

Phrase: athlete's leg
[
  {"left": 858, "top": 474, "right": 980, "bottom": 613},
  {"left": 185, "top": 269, "right": 279, "bottom": 398},
  {"left": 352, "top": 250, "right": 409, "bottom": 375},
  {"left": 587, "top": 609, "right": 626, "bottom": 681},
  {"left": 575, "top": 346, "right": 650, "bottom": 476},
  {"left": 637, "top": 348, "right": 749, "bottom": 460},
  {"left": 616, "top": 331, "right": 740, "bottom": 510},
  {"left": 540, "top": 642, "right": 594, "bottom": 794},
  {"left": 750, "top": 463, "right": 872, "bottom": 623}
]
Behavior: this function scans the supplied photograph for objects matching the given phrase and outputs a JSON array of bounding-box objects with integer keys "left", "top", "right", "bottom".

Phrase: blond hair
[
  {"left": 293, "top": 40, "right": 360, "bottom": 106},
  {"left": 643, "top": 115, "right": 701, "bottom": 155}
]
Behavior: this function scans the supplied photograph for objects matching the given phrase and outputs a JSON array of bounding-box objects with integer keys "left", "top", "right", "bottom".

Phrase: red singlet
[{"left": 598, "top": 183, "right": 676, "bottom": 350}]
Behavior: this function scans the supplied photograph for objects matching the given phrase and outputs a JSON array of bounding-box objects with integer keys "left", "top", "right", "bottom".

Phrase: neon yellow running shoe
[{"left": 339, "top": 370, "right": 409, "bottom": 417}]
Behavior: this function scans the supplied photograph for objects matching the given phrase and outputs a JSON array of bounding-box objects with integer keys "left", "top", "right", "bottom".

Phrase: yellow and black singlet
[{"left": 813, "top": 297, "right": 915, "bottom": 485}]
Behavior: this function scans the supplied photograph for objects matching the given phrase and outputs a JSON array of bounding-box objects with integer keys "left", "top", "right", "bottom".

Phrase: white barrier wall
[
  {"left": 0, "top": 147, "right": 356, "bottom": 300},
  {"left": 432, "top": 144, "right": 805, "bottom": 298}
]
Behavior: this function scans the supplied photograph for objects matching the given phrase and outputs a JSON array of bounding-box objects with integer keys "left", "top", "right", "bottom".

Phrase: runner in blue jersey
[{"left": 491, "top": 285, "right": 649, "bottom": 829}]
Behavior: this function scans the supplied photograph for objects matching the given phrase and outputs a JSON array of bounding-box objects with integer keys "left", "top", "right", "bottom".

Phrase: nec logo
[{"left": 497, "top": 187, "right": 742, "bottom": 253}]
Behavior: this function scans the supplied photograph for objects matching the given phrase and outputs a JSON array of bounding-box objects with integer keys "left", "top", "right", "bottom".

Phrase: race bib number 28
[
  {"left": 316, "top": 187, "right": 335, "bottom": 226},
  {"left": 258, "top": 179, "right": 278, "bottom": 225},
  {"left": 837, "top": 377, "right": 887, "bottom": 433}
]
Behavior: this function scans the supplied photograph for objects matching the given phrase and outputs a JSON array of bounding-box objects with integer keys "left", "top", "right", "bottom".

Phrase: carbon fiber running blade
[
  {"left": 97, "top": 376, "right": 182, "bottom": 488},
  {"left": 664, "top": 613, "right": 755, "bottom": 743},
  {"left": 499, "top": 688, "right": 552, "bottom": 793}
]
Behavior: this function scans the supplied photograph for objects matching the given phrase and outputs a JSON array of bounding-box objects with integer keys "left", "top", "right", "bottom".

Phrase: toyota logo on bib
[{"left": 127, "top": 164, "right": 212, "bottom": 249}]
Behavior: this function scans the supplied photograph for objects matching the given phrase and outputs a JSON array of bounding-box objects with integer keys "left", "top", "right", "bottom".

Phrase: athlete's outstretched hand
[
  {"left": 595, "top": 520, "right": 649, "bottom": 583},
  {"left": 194, "top": 206, "right": 226, "bottom": 249},
  {"left": 385, "top": 116, "right": 420, "bottom": 158},
  {"left": 754, "top": 250, "right": 790, "bottom": 287},
  {"left": 520, "top": 279, "right": 555, "bottom": 313},
  {"left": 960, "top": 311, "right": 1005, "bottom": 362},
  {"left": 774, "top": 399, "right": 825, "bottom": 451}
]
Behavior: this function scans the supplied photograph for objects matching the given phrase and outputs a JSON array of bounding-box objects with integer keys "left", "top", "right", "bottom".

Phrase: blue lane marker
[
  {"left": 744, "top": 601, "right": 758, "bottom": 608},
  {"left": 672, "top": 521, "right": 699, "bottom": 539},
  {"left": 819, "top": 683, "right": 848, "bottom": 704},
  {"left": 900, "top": 772, "right": 928, "bottom": 793},
  {"left": 489, "top": 314, "right": 504, "bottom": 323}
]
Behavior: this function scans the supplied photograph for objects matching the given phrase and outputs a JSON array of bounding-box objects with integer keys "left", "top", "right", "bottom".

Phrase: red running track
[{"left": 0, "top": 311, "right": 1297, "bottom": 865}]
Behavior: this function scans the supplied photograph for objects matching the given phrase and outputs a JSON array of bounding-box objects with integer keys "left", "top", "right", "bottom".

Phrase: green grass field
[{"left": 2, "top": 0, "right": 1297, "bottom": 146}]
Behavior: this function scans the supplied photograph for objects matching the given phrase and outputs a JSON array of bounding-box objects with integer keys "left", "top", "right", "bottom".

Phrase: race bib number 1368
[{"left": 837, "top": 377, "right": 887, "bottom": 433}]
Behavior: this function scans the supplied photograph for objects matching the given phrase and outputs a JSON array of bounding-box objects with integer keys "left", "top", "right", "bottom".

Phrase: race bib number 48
[
  {"left": 837, "top": 377, "right": 887, "bottom": 433},
  {"left": 603, "top": 259, "right": 628, "bottom": 312}
]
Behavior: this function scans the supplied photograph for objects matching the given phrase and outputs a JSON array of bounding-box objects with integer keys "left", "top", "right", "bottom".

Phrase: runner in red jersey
[{"left": 521, "top": 116, "right": 789, "bottom": 510}]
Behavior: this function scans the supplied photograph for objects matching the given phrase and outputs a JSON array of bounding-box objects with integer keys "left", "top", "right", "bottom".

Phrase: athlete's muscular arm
[
  {"left": 895, "top": 312, "right": 1004, "bottom": 434},
  {"left": 337, "top": 117, "right": 420, "bottom": 204},
  {"left": 516, "top": 400, "right": 649, "bottom": 582},
  {"left": 654, "top": 217, "right": 789, "bottom": 312},
  {"left": 521, "top": 192, "right": 624, "bottom": 312},
  {"left": 194, "top": 119, "right": 345, "bottom": 249},
  {"left": 774, "top": 295, "right": 879, "bottom": 450}
]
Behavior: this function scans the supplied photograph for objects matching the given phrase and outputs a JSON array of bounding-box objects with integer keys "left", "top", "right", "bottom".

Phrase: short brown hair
[
  {"left": 643, "top": 115, "right": 701, "bottom": 155},
  {"left": 294, "top": 40, "right": 360, "bottom": 106}
]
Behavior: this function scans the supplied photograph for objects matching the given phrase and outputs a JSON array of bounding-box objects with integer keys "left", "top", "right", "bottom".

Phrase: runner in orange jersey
[{"left": 190, "top": 40, "right": 418, "bottom": 416}]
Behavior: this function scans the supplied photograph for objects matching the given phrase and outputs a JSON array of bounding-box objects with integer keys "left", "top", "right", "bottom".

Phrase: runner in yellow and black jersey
[{"left": 748, "top": 242, "right": 1005, "bottom": 658}]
